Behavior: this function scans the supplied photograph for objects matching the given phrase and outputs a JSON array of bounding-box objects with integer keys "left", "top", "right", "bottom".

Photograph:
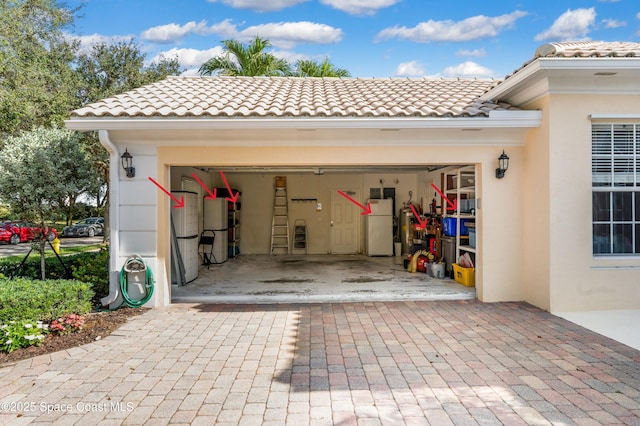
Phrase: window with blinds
[{"left": 592, "top": 123, "right": 640, "bottom": 255}]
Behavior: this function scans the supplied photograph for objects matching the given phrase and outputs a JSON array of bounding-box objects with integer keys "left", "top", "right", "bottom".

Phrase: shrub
[
  {"left": 0, "top": 278, "right": 93, "bottom": 323},
  {"left": 0, "top": 320, "right": 48, "bottom": 353},
  {"left": 0, "top": 249, "right": 109, "bottom": 303}
]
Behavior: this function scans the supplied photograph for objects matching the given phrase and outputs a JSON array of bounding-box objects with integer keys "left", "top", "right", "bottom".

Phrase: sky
[{"left": 66, "top": 0, "right": 639, "bottom": 79}]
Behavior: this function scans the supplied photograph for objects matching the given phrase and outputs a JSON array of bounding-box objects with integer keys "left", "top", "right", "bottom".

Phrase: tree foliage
[
  {"left": 294, "top": 58, "right": 351, "bottom": 78},
  {"left": 0, "top": 0, "right": 81, "bottom": 138},
  {"left": 0, "top": 127, "right": 96, "bottom": 278},
  {"left": 199, "top": 36, "right": 292, "bottom": 77}
]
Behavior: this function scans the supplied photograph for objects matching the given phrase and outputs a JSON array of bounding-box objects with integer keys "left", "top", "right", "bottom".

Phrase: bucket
[
  {"left": 431, "top": 263, "right": 445, "bottom": 279},
  {"left": 274, "top": 176, "right": 286, "bottom": 188},
  {"left": 394, "top": 242, "right": 402, "bottom": 256}
]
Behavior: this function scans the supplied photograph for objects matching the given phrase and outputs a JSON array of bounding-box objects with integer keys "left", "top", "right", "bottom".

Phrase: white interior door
[{"left": 330, "top": 189, "right": 359, "bottom": 254}]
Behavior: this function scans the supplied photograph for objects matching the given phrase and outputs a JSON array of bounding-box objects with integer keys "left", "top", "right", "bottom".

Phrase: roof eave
[
  {"left": 481, "top": 57, "right": 640, "bottom": 105},
  {"left": 65, "top": 111, "right": 541, "bottom": 132}
]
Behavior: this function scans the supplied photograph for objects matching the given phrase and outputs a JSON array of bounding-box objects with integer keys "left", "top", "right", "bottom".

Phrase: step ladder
[
  {"left": 270, "top": 179, "right": 290, "bottom": 254},
  {"left": 293, "top": 219, "right": 307, "bottom": 254}
]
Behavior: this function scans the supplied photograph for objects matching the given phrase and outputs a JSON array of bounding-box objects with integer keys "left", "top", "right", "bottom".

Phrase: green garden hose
[{"left": 119, "top": 255, "right": 154, "bottom": 308}]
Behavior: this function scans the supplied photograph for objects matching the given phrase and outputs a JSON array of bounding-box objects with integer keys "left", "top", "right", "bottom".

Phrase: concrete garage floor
[{"left": 171, "top": 254, "right": 476, "bottom": 304}]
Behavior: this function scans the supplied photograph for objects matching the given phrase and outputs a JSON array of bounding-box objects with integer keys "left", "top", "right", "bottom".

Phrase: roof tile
[{"left": 70, "top": 76, "right": 512, "bottom": 119}]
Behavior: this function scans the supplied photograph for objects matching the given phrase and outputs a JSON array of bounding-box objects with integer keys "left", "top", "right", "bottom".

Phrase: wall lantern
[
  {"left": 121, "top": 148, "right": 135, "bottom": 178},
  {"left": 495, "top": 150, "right": 509, "bottom": 179}
]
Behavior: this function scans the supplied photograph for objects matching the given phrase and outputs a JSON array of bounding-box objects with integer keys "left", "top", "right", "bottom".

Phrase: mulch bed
[{"left": 0, "top": 307, "right": 147, "bottom": 365}]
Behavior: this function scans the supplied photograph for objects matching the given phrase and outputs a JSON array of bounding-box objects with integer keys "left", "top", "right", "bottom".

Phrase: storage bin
[
  {"left": 453, "top": 263, "right": 475, "bottom": 287},
  {"left": 468, "top": 229, "right": 476, "bottom": 248},
  {"left": 451, "top": 174, "right": 475, "bottom": 189},
  {"left": 459, "top": 199, "right": 476, "bottom": 213},
  {"left": 442, "top": 217, "right": 471, "bottom": 236}
]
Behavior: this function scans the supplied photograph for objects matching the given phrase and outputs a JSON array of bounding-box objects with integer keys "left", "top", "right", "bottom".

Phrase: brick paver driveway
[{"left": 1, "top": 301, "right": 639, "bottom": 425}]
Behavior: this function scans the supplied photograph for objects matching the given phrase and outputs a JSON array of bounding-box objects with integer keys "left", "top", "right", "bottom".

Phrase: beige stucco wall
[
  {"left": 148, "top": 144, "right": 526, "bottom": 305},
  {"left": 521, "top": 96, "right": 551, "bottom": 311},
  {"left": 544, "top": 94, "right": 640, "bottom": 312}
]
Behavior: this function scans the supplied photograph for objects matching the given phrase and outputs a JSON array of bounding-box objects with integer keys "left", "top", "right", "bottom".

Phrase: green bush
[
  {"left": 0, "top": 249, "right": 109, "bottom": 302},
  {"left": 0, "top": 278, "right": 94, "bottom": 323}
]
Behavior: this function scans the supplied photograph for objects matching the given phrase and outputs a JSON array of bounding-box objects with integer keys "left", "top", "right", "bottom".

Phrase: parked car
[
  {"left": 61, "top": 217, "right": 104, "bottom": 238},
  {"left": 0, "top": 221, "right": 58, "bottom": 245}
]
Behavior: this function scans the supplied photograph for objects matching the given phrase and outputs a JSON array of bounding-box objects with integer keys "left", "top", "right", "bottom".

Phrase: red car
[{"left": 0, "top": 221, "right": 58, "bottom": 245}]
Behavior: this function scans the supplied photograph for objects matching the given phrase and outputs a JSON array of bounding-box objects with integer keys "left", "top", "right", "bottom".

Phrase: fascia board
[{"left": 65, "top": 111, "right": 541, "bottom": 132}]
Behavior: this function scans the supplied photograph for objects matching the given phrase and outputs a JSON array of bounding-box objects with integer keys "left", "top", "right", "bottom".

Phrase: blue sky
[{"left": 68, "top": 0, "right": 639, "bottom": 79}]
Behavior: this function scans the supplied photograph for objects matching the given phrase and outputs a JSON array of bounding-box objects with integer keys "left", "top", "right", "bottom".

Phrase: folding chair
[{"left": 199, "top": 230, "right": 216, "bottom": 268}]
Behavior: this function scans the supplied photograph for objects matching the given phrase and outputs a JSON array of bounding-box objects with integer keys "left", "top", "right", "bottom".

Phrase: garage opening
[{"left": 168, "top": 165, "right": 477, "bottom": 303}]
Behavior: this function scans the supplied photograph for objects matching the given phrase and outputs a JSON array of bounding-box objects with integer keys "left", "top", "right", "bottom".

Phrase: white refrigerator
[
  {"left": 203, "top": 198, "right": 228, "bottom": 263},
  {"left": 365, "top": 198, "right": 394, "bottom": 256},
  {"left": 171, "top": 191, "right": 199, "bottom": 283}
]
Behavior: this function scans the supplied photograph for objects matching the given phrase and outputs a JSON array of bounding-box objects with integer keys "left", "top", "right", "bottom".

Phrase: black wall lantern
[
  {"left": 121, "top": 148, "right": 135, "bottom": 178},
  {"left": 495, "top": 150, "right": 509, "bottom": 179}
]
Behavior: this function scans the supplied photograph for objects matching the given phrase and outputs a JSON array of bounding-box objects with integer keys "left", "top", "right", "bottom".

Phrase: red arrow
[
  {"left": 431, "top": 183, "right": 458, "bottom": 211},
  {"left": 191, "top": 173, "right": 217, "bottom": 200},
  {"left": 410, "top": 204, "right": 427, "bottom": 229},
  {"left": 219, "top": 171, "right": 239, "bottom": 203},
  {"left": 337, "top": 190, "right": 372, "bottom": 215},
  {"left": 148, "top": 177, "right": 185, "bottom": 208}
]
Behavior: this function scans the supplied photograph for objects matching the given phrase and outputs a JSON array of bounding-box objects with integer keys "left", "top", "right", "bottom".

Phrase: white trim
[
  {"left": 98, "top": 130, "right": 121, "bottom": 308},
  {"left": 65, "top": 111, "right": 542, "bottom": 132},
  {"left": 590, "top": 114, "right": 640, "bottom": 120}
]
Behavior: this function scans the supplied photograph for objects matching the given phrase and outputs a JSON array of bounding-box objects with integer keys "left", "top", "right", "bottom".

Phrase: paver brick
[{"left": 1, "top": 301, "right": 639, "bottom": 425}]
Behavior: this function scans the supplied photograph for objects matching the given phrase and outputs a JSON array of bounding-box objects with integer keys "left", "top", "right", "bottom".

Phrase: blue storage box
[{"left": 442, "top": 217, "right": 471, "bottom": 236}]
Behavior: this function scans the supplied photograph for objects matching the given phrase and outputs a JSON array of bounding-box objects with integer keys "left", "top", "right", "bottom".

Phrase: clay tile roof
[
  {"left": 503, "top": 41, "right": 640, "bottom": 81},
  {"left": 70, "top": 76, "right": 517, "bottom": 119},
  {"left": 534, "top": 41, "right": 640, "bottom": 58}
]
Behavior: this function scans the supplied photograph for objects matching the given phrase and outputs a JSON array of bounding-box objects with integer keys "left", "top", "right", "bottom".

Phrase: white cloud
[
  {"left": 395, "top": 61, "right": 425, "bottom": 77},
  {"left": 238, "top": 22, "right": 343, "bottom": 49},
  {"left": 207, "top": 0, "right": 308, "bottom": 12},
  {"left": 375, "top": 11, "right": 528, "bottom": 43},
  {"left": 602, "top": 18, "right": 626, "bottom": 29},
  {"left": 141, "top": 21, "right": 212, "bottom": 44},
  {"left": 149, "top": 47, "right": 226, "bottom": 75},
  {"left": 319, "top": 0, "right": 401, "bottom": 16},
  {"left": 456, "top": 48, "right": 486, "bottom": 58},
  {"left": 534, "top": 8, "right": 596, "bottom": 41},
  {"left": 443, "top": 61, "right": 494, "bottom": 78}
]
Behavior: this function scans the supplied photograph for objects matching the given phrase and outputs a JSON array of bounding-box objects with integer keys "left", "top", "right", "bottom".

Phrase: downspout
[{"left": 98, "top": 130, "right": 121, "bottom": 307}]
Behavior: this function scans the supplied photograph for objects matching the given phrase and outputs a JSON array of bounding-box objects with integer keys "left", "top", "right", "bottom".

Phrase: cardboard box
[{"left": 453, "top": 263, "right": 475, "bottom": 287}]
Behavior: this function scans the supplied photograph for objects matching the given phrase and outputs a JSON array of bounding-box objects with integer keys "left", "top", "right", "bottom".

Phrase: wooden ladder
[{"left": 270, "top": 184, "right": 290, "bottom": 254}]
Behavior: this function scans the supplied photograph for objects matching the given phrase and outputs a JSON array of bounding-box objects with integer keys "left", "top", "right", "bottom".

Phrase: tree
[
  {"left": 75, "top": 41, "right": 182, "bottom": 242},
  {"left": 199, "top": 36, "right": 291, "bottom": 77},
  {"left": 294, "top": 58, "right": 351, "bottom": 78},
  {"left": 0, "top": 127, "right": 97, "bottom": 279},
  {"left": 0, "top": 0, "right": 81, "bottom": 139}
]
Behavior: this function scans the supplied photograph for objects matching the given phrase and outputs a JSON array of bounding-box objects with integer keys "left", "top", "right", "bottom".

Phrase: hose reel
[{"left": 119, "top": 254, "right": 154, "bottom": 308}]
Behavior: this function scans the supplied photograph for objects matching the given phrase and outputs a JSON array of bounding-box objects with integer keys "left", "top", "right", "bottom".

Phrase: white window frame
[{"left": 592, "top": 123, "right": 640, "bottom": 256}]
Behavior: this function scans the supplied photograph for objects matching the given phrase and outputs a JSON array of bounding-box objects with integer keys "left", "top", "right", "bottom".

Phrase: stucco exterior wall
[
  {"left": 546, "top": 94, "right": 640, "bottom": 312},
  {"left": 521, "top": 96, "right": 551, "bottom": 311}
]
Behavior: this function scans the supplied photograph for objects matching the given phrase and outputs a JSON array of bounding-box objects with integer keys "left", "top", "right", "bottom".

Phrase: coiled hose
[{"left": 119, "top": 255, "right": 154, "bottom": 308}]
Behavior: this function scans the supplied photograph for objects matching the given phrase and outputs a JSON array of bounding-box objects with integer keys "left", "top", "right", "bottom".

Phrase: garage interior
[{"left": 169, "top": 164, "right": 478, "bottom": 303}]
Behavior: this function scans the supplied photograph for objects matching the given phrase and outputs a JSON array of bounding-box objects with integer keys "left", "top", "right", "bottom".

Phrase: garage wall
[{"left": 169, "top": 167, "right": 421, "bottom": 255}]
